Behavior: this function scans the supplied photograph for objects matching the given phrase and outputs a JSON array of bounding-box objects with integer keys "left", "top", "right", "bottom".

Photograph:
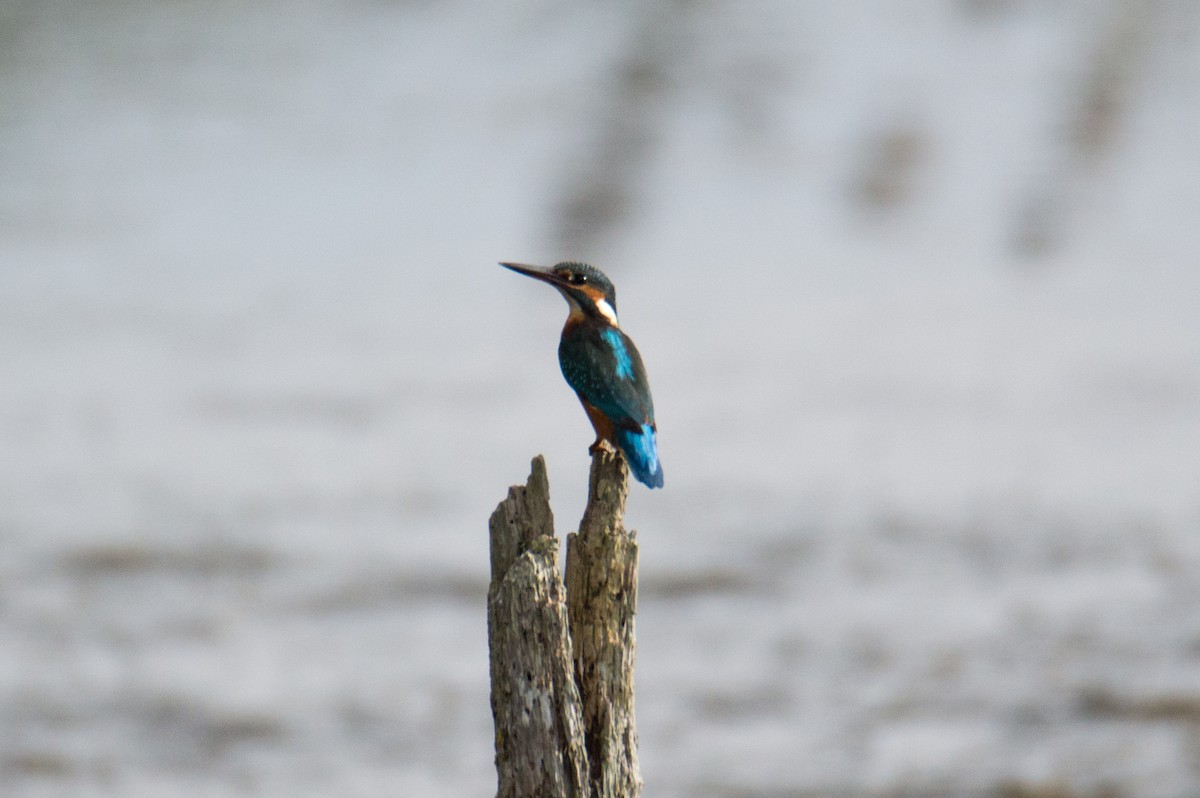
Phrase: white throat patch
[
  {"left": 594, "top": 298, "right": 619, "bottom": 326},
  {"left": 558, "top": 288, "right": 619, "bottom": 327}
]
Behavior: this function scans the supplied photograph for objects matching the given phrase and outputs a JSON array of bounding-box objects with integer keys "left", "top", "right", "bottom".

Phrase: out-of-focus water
[{"left": 3, "top": 2, "right": 1200, "bottom": 796}]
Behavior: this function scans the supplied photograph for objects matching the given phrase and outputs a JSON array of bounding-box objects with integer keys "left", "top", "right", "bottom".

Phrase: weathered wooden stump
[{"left": 487, "top": 449, "right": 641, "bottom": 798}]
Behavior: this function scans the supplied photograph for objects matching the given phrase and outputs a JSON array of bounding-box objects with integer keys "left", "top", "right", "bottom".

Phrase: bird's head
[{"left": 500, "top": 261, "right": 619, "bottom": 326}]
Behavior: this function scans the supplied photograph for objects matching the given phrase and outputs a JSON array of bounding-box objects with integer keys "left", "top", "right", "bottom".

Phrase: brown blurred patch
[
  {"left": 851, "top": 123, "right": 927, "bottom": 213},
  {"left": 60, "top": 542, "right": 275, "bottom": 578},
  {"left": 1, "top": 751, "right": 74, "bottom": 778},
  {"left": 1078, "top": 684, "right": 1200, "bottom": 723},
  {"left": 997, "top": 781, "right": 1124, "bottom": 798},
  {"left": 298, "top": 570, "right": 484, "bottom": 612},
  {"left": 641, "top": 567, "right": 762, "bottom": 599},
  {"left": 1010, "top": 1, "right": 1153, "bottom": 260}
]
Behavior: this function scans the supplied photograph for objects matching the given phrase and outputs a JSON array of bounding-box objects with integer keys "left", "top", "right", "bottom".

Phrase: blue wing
[
  {"left": 559, "top": 324, "right": 663, "bottom": 488},
  {"left": 558, "top": 325, "right": 655, "bottom": 431}
]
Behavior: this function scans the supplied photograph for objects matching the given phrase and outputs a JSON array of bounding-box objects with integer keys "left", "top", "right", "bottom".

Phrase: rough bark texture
[
  {"left": 565, "top": 447, "right": 642, "bottom": 798},
  {"left": 487, "top": 456, "right": 590, "bottom": 798},
  {"left": 487, "top": 450, "right": 642, "bottom": 798}
]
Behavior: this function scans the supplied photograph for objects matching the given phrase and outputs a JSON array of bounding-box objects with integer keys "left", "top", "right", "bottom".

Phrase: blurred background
[{"left": 3, "top": 1, "right": 1199, "bottom": 796}]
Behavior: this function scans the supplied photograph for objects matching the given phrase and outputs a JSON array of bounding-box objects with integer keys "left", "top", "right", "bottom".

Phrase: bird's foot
[{"left": 588, "top": 438, "right": 616, "bottom": 456}]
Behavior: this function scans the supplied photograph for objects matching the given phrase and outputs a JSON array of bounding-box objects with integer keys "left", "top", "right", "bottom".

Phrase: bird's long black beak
[{"left": 500, "top": 262, "right": 567, "bottom": 288}]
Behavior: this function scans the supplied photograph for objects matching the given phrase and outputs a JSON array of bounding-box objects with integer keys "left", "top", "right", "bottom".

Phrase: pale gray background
[{"left": 3, "top": 1, "right": 1199, "bottom": 796}]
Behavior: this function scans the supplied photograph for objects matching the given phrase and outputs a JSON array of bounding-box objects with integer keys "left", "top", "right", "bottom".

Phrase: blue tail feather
[{"left": 615, "top": 424, "right": 663, "bottom": 489}]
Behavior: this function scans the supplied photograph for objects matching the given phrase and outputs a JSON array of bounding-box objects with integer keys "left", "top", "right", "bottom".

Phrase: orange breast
[{"left": 578, "top": 396, "right": 616, "bottom": 443}]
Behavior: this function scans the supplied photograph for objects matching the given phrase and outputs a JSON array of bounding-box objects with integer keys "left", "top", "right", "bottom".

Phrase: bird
[{"left": 501, "top": 261, "right": 663, "bottom": 489}]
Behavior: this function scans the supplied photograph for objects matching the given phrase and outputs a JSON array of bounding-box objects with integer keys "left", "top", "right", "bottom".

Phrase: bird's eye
[{"left": 568, "top": 273, "right": 587, "bottom": 285}]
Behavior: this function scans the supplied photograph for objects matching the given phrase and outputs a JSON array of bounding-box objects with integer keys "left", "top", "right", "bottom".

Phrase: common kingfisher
[{"left": 501, "top": 261, "right": 664, "bottom": 489}]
